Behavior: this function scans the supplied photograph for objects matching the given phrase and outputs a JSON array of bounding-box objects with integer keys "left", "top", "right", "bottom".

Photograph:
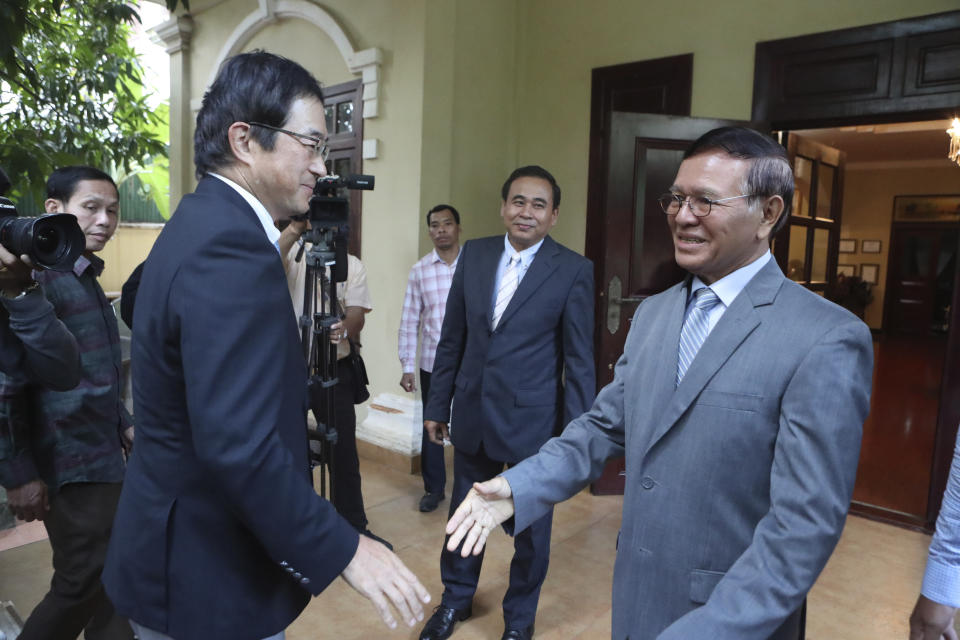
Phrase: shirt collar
[
  {"left": 502, "top": 234, "right": 545, "bottom": 267},
  {"left": 209, "top": 172, "right": 282, "bottom": 246},
  {"left": 429, "top": 246, "right": 461, "bottom": 267},
  {"left": 690, "top": 250, "right": 771, "bottom": 308},
  {"left": 73, "top": 252, "right": 104, "bottom": 278}
]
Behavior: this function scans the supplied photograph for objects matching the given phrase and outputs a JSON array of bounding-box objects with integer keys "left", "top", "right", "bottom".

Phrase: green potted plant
[{"left": 825, "top": 274, "right": 874, "bottom": 319}]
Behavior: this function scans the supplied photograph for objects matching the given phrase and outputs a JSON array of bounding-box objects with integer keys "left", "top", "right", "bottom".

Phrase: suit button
[
  {"left": 300, "top": 577, "right": 311, "bottom": 585},
  {"left": 640, "top": 477, "right": 655, "bottom": 490},
  {"left": 293, "top": 571, "right": 302, "bottom": 579},
  {"left": 285, "top": 566, "right": 295, "bottom": 573},
  {"left": 279, "top": 561, "right": 289, "bottom": 567}
]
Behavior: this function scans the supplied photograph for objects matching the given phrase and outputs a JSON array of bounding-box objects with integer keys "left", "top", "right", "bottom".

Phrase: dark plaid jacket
[{"left": 0, "top": 253, "right": 129, "bottom": 492}]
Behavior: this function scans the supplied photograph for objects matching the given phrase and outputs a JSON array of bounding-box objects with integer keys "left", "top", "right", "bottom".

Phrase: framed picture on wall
[
  {"left": 860, "top": 263, "right": 879, "bottom": 284},
  {"left": 893, "top": 195, "right": 960, "bottom": 222},
  {"left": 837, "top": 264, "right": 856, "bottom": 277},
  {"left": 839, "top": 239, "right": 856, "bottom": 253},
  {"left": 861, "top": 239, "right": 882, "bottom": 253}
]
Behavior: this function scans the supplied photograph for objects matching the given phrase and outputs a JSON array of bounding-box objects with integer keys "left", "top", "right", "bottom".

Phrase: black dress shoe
[
  {"left": 419, "top": 491, "right": 446, "bottom": 512},
  {"left": 359, "top": 528, "right": 393, "bottom": 551},
  {"left": 418, "top": 604, "right": 471, "bottom": 640},
  {"left": 501, "top": 623, "right": 534, "bottom": 640}
]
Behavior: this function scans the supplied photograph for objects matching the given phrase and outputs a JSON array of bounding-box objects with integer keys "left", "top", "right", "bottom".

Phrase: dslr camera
[{"left": 0, "top": 168, "right": 85, "bottom": 271}]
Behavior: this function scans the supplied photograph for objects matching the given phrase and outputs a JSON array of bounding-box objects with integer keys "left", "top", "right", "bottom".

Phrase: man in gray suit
[{"left": 444, "top": 127, "right": 874, "bottom": 639}]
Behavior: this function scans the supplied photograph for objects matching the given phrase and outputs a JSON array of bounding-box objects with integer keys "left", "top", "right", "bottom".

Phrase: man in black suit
[
  {"left": 102, "top": 51, "right": 429, "bottom": 640},
  {"left": 419, "top": 166, "right": 595, "bottom": 640}
]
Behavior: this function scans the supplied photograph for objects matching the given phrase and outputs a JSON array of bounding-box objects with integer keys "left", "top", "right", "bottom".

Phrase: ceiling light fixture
[{"left": 948, "top": 118, "right": 960, "bottom": 167}]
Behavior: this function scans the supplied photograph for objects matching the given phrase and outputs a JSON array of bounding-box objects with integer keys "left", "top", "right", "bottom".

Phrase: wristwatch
[{"left": 1, "top": 281, "right": 41, "bottom": 300}]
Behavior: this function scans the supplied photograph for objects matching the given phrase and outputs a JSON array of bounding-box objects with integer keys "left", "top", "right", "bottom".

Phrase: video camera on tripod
[
  {"left": 296, "top": 173, "right": 374, "bottom": 500},
  {"left": 0, "top": 167, "right": 85, "bottom": 271}
]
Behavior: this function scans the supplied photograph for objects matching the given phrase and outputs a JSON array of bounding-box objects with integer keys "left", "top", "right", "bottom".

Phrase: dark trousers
[
  {"left": 19, "top": 482, "right": 133, "bottom": 640},
  {"left": 327, "top": 361, "right": 367, "bottom": 531},
  {"left": 440, "top": 446, "right": 552, "bottom": 628},
  {"left": 419, "top": 369, "right": 446, "bottom": 495}
]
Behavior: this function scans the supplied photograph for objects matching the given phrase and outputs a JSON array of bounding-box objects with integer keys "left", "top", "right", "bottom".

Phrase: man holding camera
[
  {"left": 103, "top": 52, "right": 428, "bottom": 640},
  {"left": 0, "top": 165, "right": 134, "bottom": 639},
  {"left": 0, "top": 244, "right": 80, "bottom": 390},
  {"left": 279, "top": 220, "right": 389, "bottom": 547}
]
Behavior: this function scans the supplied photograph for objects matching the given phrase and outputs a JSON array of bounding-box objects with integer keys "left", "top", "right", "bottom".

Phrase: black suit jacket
[
  {"left": 103, "top": 177, "right": 358, "bottom": 639},
  {"left": 424, "top": 235, "right": 595, "bottom": 463}
]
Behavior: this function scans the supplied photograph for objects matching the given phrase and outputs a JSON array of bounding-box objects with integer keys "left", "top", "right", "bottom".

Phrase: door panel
[
  {"left": 886, "top": 226, "right": 959, "bottom": 334},
  {"left": 590, "top": 112, "right": 753, "bottom": 494},
  {"left": 776, "top": 134, "right": 845, "bottom": 293}
]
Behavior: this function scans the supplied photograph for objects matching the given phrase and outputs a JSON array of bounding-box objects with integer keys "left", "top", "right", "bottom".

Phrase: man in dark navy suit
[
  {"left": 102, "top": 51, "right": 429, "bottom": 640},
  {"left": 419, "top": 166, "right": 595, "bottom": 640}
]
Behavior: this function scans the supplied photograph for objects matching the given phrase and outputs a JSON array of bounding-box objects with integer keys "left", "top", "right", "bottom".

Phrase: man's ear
[
  {"left": 758, "top": 195, "right": 785, "bottom": 241},
  {"left": 226, "top": 122, "right": 256, "bottom": 166},
  {"left": 44, "top": 198, "right": 63, "bottom": 214}
]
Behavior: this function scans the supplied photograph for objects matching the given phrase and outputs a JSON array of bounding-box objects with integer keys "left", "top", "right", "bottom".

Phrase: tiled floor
[{"left": 0, "top": 454, "right": 948, "bottom": 639}]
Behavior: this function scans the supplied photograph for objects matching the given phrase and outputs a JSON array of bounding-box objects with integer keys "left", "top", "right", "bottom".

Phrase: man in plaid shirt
[
  {"left": 398, "top": 204, "right": 461, "bottom": 512},
  {"left": 0, "top": 166, "right": 133, "bottom": 639}
]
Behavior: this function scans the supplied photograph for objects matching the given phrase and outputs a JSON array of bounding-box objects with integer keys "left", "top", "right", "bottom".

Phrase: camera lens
[
  {"left": 36, "top": 226, "right": 60, "bottom": 254},
  {"left": 0, "top": 213, "right": 84, "bottom": 271},
  {"left": 32, "top": 221, "right": 67, "bottom": 265}
]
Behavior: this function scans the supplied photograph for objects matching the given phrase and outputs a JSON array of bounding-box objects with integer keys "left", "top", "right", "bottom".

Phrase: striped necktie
[
  {"left": 677, "top": 287, "right": 720, "bottom": 385},
  {"left": 492, "top": 254, "right": 520, "bottom": 329}
]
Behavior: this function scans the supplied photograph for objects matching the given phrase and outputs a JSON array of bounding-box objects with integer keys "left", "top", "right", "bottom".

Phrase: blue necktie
[{"left": 677, "top": 287, "right": 720, "bottom": 385}]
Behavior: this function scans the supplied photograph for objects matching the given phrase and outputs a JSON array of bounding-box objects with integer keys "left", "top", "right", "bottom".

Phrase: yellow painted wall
[
  {"left": 513, "top": 0, "right": 960, "bottom": 254},
  {"left": 163, "top": 0, "right": 959, "bottom": 406},
  {"left": 841, "top": 163, "right": 960, "bottom": 329},
  {"left": 418, "top": 0, "right": 521, "bottom": 252},
  {"left": 247, "top": 18, "right": 356, "bottom": 87},
  {"left": 99, "top": 226, "right": 161, "bottom": 294}
]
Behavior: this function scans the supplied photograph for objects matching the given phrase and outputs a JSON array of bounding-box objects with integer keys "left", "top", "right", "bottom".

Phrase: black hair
[
  {"left": 683, "top": 127, "right": 793, "bottom": 234},
  {"left": 426, "top": 204, "right": 461, "bottom": 226},
  {"left": 500, "top": 165, "right": 561, "bottom": 209},
  {"left": 46, "top": 166, "right": 117, "bottom": 202},
  {"left": 193, "top": 50, "right": 325, "bottom": 179}
]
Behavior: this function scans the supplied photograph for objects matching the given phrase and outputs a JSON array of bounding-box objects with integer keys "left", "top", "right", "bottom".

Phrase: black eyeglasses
[
  {"left": 657, "top": 193, "right": 756, "bottom": 218},
  {"left": 248, "top": 122, "right": 329, "bottom": 161}
]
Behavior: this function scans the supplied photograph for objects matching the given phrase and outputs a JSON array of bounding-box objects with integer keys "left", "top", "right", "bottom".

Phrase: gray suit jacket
[{"left": 503, "top": 258, "right": 873, "bottom": 639}]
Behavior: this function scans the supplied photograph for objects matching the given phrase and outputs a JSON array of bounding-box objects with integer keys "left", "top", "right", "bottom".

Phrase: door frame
[
  {"left": 584, "top": 56, "right": 694, "bottom": 494},
  {"left": 582, "top": 11, "right": 960, "bottom": 526},
  {"left": 753, "top": 10, "right": 960, "bottom": 530}
]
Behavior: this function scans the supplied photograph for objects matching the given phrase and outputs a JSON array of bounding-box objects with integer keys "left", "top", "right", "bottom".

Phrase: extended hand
[
  {"left": 341, "top": 534, "right": 431, "bottom": 630},
  {"left": 424, "top": 420, "right": 449, "bottom": 446},
  {"left": 7, "top": 479, "right": 49, "bottom": 522},
  {"left": 910, "top": 595, "right": 959, "bottom": 639},
  {"left": 400, "top": 373, "right": 416, "bottom": 392},
  {"left": 445, "top": 476, "right": 515, "bottom": 557}
]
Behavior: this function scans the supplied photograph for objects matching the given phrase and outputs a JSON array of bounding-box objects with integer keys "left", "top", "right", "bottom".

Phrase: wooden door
[
  {"left": 885, "top": 226, "right": 960, "bottom": 334},
  {"left": 590, "top": 112, "right": 752, "bottom": 494},
  {"left": 321, "top": 79, "right": 365, "bottom": 256},
  {"left": 774, "top": 135, "right": 846, "bottom": 294}
]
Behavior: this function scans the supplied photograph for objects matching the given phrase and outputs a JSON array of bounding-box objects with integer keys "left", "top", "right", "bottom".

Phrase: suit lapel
[
  {"left": 495, "top": 236, "right": 560, "bottom": 328},
  {"left": 644, "top": 259, "right": 784, "bottom": 455}
]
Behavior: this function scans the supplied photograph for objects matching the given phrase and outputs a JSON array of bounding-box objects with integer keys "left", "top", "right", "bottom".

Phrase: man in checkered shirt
[{"left": 398, "top": 204, "right": 462, "bottom": 513}]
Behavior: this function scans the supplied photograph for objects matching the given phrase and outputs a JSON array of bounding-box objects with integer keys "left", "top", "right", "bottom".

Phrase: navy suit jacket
[
  {"left": 103, "top": 177, "right": 358, "bottom": 639},
  {"left": 424, "top": 235, "right": 595, "bottom": 463}
]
